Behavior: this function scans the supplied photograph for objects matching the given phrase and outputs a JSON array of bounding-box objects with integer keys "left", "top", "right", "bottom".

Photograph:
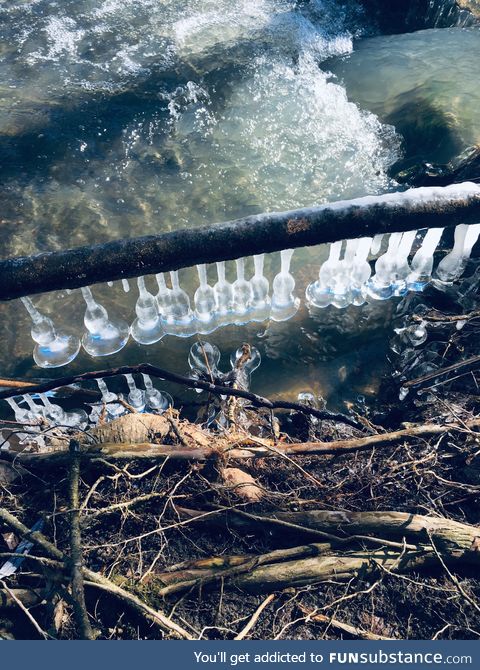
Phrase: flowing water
[
  {"left": 327, "top": 27, "right": 480, "bottom": 169},
  {"left": 0, "top": 1, "right": 477, "bottom": 412}
]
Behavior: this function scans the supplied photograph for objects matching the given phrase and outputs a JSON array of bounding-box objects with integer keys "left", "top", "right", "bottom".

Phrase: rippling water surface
[{"left": 1, "top": 0, "right": 465, "bottom": 410}]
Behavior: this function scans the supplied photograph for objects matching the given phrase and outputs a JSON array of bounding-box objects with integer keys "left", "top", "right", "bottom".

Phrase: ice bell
[
  {"left": 91, "top": 378, "right": 125, "bottom": 422},
  {"left": 365, "top": 232, "right": 403, "bottom": 300},
  {"left": 306, "top": 241, "right": 342, "bottom": 309},
  {"left": 188, "top": 341, "right": 222, "bottom": 393},
  {"left": 141, "top": 374, "right": 173, "bottom": 413},
  {"left": 230, "top": 345, "right": 262, "bottom": 376},
  {"left": 213, "top": 261, "right": 234, "bottom": 326},
  {"left": 81, "top": 286, "right": 129, "bottom": 357},
  {"left": 194, "top": 264, "right": 217, "bottom": 334},
  {"left": 162, "top": 271, "right": 196, "bottom": 337},
  {"left": 188, "top": 341, "right": 221, "bottom": 377},
  {"left": 39, "top": 393, "right": 88, "bottom": 428},
  {"left": 123, "top": 374, "right": 146, "bottom": 412},
  {"left": 21, "top": 297, "right": 80, "bottom": 368},
  {"left": 232, "top": 258, "right": 254, "bottom": 324},
  {"left": 436, "top": 222, "right": 480, "bottom": 285},
  {"left": 230, "top": 344, "right": 261, "bottom": 389},
  {"left": 330, "top": 239, "right": 359, "bottom": 309},
  {"left": 271, "top": 249, "right": 300, "bottom": 321},
  {"left": 5, "top": 396, "right": 30, "bottom": 423},
  {"left": 250, "top": 254, "right": 271, "bottom": 322},
  {"left": 131, "top": 276, "right": 165, "bottom": 345}
]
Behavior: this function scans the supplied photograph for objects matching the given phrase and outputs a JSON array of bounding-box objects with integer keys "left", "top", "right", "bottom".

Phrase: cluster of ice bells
[
  {"left": 0, "top": 343, "right": 260, "bottom": 449},
  {"left": 187, "top": 340, "right": 261, "bottom": 429},
  {"left": 20, "top": 223, "right": 480, "bottom": 369},
  {"left": 21, "top": 250, "right": 297, "bottom": 368},
  {"left": 0, "top": 373, "right": 172, "bottom": 451}
]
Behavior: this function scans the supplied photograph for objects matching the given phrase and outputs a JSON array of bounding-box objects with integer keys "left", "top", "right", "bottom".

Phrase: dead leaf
[{"left": 220, "top": 467, "right": 264, "bottom": 502}]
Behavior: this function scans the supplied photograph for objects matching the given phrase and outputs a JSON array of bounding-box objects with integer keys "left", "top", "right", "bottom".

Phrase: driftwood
[{"left": 0, "top": 183, "right": 479, "bottom": 300}]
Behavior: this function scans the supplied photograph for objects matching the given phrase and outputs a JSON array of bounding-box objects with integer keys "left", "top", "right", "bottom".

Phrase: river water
[{"left": 0, "top": 1, "right": 478, "bottom": 411}]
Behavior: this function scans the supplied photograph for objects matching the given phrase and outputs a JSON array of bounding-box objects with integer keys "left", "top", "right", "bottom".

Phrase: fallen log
[
  {"left": 174, "top": 508, "right": 480, "bottom": 557},
  {"left": 4, "top": 417, "right": 479, "bottom": 465},
  {"left": 148, "top": 511, "right": 480, "bottom": 595},
  {"left": 0, "top": 183, "right": 479, "bottom": 300}
]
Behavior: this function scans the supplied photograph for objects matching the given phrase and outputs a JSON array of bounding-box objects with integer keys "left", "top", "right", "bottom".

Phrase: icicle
[
  {"left": 23, "top": 394, "right": 46, "bottom": 421},
  {"left": 392, "top": 230, "right": 417, "bottom": 296},
  {"left": 305, "top": 241, "right": 342, "bottom": 309},
  {"left": 370, "top": 233, "right": 384, "bottom": 256},
  {"left": 131, "top": 276, "right": 165, "bottom": 345},
  {"left": 194, "top": 264, "right": 217, "bottom": 334},
  {"left": 21, "top": 297, "right": 80, "bottom": 368},
  {"left": 155, "top": 272, "right": 173, "bottom": 317},
  {"left": 463, "top": 223, "right": 480, "bottom": 261},
  {"left": 0, "top": 430, "right": 10, "bottom": 451},
  {"left": 81, "top": 286, "right": 129, "bottom": 356},
  {"left": 271, "top": 249, "right": 300, "bottom": 322},
  {"left": 122, "top": 279, "right": 130, "bottom": 292}
]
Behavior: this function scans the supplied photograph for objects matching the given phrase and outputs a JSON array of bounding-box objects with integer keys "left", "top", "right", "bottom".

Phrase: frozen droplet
[{"left": 399, "top": 386, "right": 409, "bottom": 401}]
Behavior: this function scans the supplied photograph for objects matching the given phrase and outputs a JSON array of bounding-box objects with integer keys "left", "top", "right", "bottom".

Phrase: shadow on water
[{"left": 386, "top": 98, "right": 466, "bottom": 175}]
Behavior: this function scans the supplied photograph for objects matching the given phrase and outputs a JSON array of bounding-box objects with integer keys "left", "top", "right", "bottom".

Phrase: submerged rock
[{"left": 395, "top": 145, "right": 480, "bottom": 187}]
